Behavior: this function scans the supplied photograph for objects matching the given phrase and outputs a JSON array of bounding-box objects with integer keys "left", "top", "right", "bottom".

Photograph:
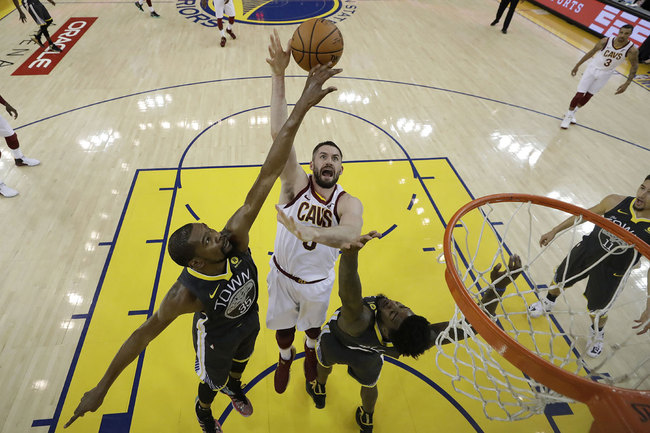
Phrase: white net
[{"left": 435, "top": 198, "right": 650, "bottom": 422}]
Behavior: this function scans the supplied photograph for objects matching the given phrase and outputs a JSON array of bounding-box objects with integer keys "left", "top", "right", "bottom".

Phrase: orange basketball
[{"left": 291, "top": 18, "right": 344, "bottom": 72}]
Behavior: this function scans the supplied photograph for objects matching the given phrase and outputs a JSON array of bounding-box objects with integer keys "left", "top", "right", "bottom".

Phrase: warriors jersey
[
  {"left": 179, "top": 249, "right": 259, "bottom": 337},
  {"left": 582, "top": 197, "right": 650, "bottom": 270},
  {"left": 323, "top": 296, "right": 402, "bottom": 359},
  {"left": 590, "top": 37, "right": 634, "bottom": 71},
  {"left": 272, "top": 176, "right": 346, "bottom": 281}
]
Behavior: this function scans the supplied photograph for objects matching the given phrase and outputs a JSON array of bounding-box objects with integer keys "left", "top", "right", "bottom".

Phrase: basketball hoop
[{"left": 439, "top": 193, "right": 650, "bottom": 433}]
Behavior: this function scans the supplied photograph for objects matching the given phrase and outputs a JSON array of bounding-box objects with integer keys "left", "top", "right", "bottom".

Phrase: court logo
[
  {"left": 176, "top": 0, "right": 357, "bottom": 28},
  {"left": 12, "top": 17, "right": 97, "bottom": 76}
]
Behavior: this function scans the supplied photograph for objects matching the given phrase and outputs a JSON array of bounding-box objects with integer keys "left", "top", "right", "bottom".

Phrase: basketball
[{"left": 291, "top": 18, "right": 344, "bottom": 72}]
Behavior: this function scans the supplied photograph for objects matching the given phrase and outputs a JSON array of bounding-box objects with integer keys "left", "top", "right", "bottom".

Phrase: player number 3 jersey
[
  {"left": 591, "top": 37, "right": 634, "bottom": 71},
  {"left": 273, "top": 176, "right": 346, "bottom": 282}
]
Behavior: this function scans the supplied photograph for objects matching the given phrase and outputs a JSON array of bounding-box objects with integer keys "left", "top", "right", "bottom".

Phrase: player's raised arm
[
  {"left": 267, "top": 30, "right": 309, "bottom": 203},
  {"left": 225, "top": 64, "right": 341, "bottom": 250},
  {"left": 335, "top": 232, "right": 380, "bottom": 332},
  {"left": 64, "top": 282, "right": 202, "bottom": 428}
]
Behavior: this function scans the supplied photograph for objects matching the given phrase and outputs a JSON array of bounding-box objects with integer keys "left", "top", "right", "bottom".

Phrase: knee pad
[{"left": 275, "top": 327, "right": 296, "bottom": 349}]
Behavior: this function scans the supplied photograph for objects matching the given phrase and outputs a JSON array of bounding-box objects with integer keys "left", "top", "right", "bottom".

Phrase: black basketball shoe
[
  {"left": 195, "top": 398, "right": 223, "bottom": 433},
  {"left": 220, "top": 377, "right": 253, "bottom": 417},
  {"left": 355, "top": 406, "right": 373, "bottom": 433},
  {"left": 305, "top": 380, "right": 326, "bottom": 409}
]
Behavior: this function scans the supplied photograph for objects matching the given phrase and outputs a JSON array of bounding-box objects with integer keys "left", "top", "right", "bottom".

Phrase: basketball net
[{"left": 436, "top": 194, "right": 650, "bottom": 433}]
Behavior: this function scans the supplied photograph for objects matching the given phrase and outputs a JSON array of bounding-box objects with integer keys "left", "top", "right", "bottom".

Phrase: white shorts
[
  {"left": 0, "top": 114, "right": 15, "bottom": 138},
  {"left": 213, "top": 0, "right": 235, "bottom": 18},
  {"left": 266, "top": 263, "right": 335, "bottom": 331},
  {"left": 577, "top": 66, "right": 613, "bottom": 94}
]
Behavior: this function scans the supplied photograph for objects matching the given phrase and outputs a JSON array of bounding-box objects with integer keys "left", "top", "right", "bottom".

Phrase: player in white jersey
[
  {"left": 560, "top": 24, "right": 638, "bottom": 129},
  {"left": 265, "top": 31, "right": 364, "bottom": 396},
  {"left": 200, "top": 0, "right": 237, "bottom": 47}
]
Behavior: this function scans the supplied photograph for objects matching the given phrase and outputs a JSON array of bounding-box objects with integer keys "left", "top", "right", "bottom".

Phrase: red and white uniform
[
  {"left": 0, "top": 114, "right": 15, "bottom": 138},
  {"left": 213, "top": 0, "right": 235, "bottom": 18},
  {"left": 578, "top": 37, "right": 634, "bottom": 94},
  {"left": 266, "top": 176, "right": 346, "bottom": 331}
]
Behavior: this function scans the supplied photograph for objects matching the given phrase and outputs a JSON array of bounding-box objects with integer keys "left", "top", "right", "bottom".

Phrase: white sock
[
  {"left": 305, "top": 337, "right": 316, "bottom": 349},
  {"left": 279, "top": 346, "right": 293, "bottom": 360},
  {"left": 149, "top": 6, "right": 154, "bottom": 12},
  {"left": 11, "top": 149, "right": 24, "bottom": 159},
  {"left": 138, "top": 0, "right": 143, "bottom": 4},
  {"left": 227, "top": 24, "right": 232, "bottom": 30},
  {"left": 220, "top": 28, "right": 225, "bottom": 37}
]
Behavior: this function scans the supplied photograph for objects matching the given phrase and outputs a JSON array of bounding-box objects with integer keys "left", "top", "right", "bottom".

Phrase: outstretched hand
[
  {"left": 266, "top": 29, "right": 291, "bottom": 76},
  {"left": 64, "top": 386, "right": 106, "bottom": 428},
  {"left": 5, "top": 105, "right": 18, "bottom": 119},
  {"left": 296, "top": 63, "right": 342, "bottom": 110},
  {"left": 340, "top": 231, "right": 381, "bottom": 253},
  {"left": 275, "top": 204, "right": 315, "bottom": 242},
  {"left": 539, "top": 230, "right": 556, "bottom": 247},
  {"left": 490, "top": 254, "right": 522, "bottom": 290}
]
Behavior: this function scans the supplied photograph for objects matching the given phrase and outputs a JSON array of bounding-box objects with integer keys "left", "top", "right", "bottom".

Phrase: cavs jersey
[
  {"left": 272, "top": 175, "right": 346, "bottom": 282},
  {"left": 582, "top": 197, "right": 650, "bottom": 270},
  {"left": 179, "top": 249, "right": 259, "bottom": 337},
  {"left": 323, "top": 296, "right": 401, "bottom": 359},
  {"left": 590, "top": 37, "right": 634, "bottom": 71}
]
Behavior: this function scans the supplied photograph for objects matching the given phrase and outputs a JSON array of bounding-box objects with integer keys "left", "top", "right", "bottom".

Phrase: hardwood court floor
[{"left": 0, "top": 1, "right": 648, "bottom": 432}]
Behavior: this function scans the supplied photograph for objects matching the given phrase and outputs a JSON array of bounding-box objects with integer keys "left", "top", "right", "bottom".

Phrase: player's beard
[{"left": 313, "top": 167, "right": 340, "bottom": 188}]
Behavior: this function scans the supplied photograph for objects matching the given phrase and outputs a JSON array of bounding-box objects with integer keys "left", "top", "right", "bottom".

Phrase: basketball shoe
[
  {"left": 586, "top": 328, "right": 605, "bottom": 358},
  {"left": 226, "top": 28, "right": 236, "bottom": 39},
  {"left": 570, "top": 114, "right": 577, "bottom": 124},
  {"left": 195, "top": 398, "right": 223, "bottom": 433},
  {"left": 220, "top": 36, "right": 227, "bottom": 47},
  {"left": 134, "top": 1, "right": 143, "bottom": 11},
  {"left": 30, "top": 34, "right": 44, "bottom": 48},
  {"left": 15, "top": 157, "right": 40, "bottom": 167},
  {"left": 355, "top": 406, "right": 374, "bottom": 433},
  {"left": 150, "top": 11, "right": 160, "bottom": 17},
  {"left": 220, "top": 377, "right": 253, "bottom": 417},
  {"left": 528, "top": 297, "right": 555, "bottom": 318},
  {"left": 305, "top": 380, "right": 326, "bottom": 409},
  {"left": 48, "top": 44, "right": 62, "bottom": 52},
  {"left": 0, "top": 182, "right": 18, "bottom": 198},
  {"left": 274, "top": 346, "right": 295, "bottom": 393},
  {"left": 560, "top": 113, "right": 572, "bottom": 129}
]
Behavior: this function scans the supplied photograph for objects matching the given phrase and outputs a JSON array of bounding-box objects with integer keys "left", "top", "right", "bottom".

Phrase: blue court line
[
  {"left": 185, "top": 203, "right": 200, "bottom": 220},
  {"left": 9, "top": 76, "right": 647, "bottom": 153},
  {"left": 31, "top": 419, "right": 53, "bottom": 427},
  {"left": 406, "top": 193, "right": 416, "bottom": 210},
  {"left": 128, "top": 310, "right": 149, "bottom": 316},
  {"left": 98, "top": 242, "right": 112, "bottom": 247},
  {"left": 491, "top": 221, "right": 504, "bottom": 226},
  {"left": 43, "top": 170, "right": 143, "bottom": 433},
  {"left": 267, "top": 251, "right": 273, "bottom": 255},
  {"left": 422, "top": 247, "right": 436, "bottom": 252},
  {"left": 71, "top": 314, "right": 89, "bottom": 319},
  {"left": 159, "top": 187, "right": 174, "bottom": 191},
  {"left": 421, "top": 176, "right": 436, "bottom": 179},
  {"left": 145, "top": 239, "right": 163, "bottom": 244},
  {"left": 381, "top": 224, "right": 397, "bottom": 238}
]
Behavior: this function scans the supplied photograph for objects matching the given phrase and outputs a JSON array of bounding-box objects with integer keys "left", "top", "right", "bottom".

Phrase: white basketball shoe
[
  {"left": 528, "top": 297, "right": 555, "bottom": 318},
  {"left": 0, "top": 182, "right": 18, "bottom": 197},
  {"left": 586, "top": 329, "right": 605, "bottom": 358},
  {"left": 560, "top": 114, "right": 572, "bottom": 129}
]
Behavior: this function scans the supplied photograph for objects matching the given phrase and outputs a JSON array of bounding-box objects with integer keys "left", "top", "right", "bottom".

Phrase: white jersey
[
  {"left": 590, "top": 37, "right": 633, "bottom": 72},
  {"left": 272, "top": 176, "right": 346, "bottom": 282}
]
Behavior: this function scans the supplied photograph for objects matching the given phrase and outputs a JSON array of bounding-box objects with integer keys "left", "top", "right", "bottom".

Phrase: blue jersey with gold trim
[
  {"left": 179, "top": 249, "right": 259, "bottom": 336},
  {"left": 583, "top": 197, "right": 650, "bottom": 270},
  {"left": 325, "top": 296, "right": 401, "bottom": 359}
]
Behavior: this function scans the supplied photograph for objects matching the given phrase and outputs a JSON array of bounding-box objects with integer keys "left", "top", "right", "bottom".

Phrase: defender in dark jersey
[
  {"left": 12, "top": 0, "right": 62, "bottom": 52},
  {"left": 292, "top": 231, "right": 521, "bottom": 433},
  {"left": 529, "top": 175, "right": 650, "bottom": 357},
  {"left": 64, "top": 63, "right": 342, "bottom": 433}
]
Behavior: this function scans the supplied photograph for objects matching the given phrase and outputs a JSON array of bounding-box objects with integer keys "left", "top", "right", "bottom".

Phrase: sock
[
  {"left": 11, "top": 148, "right": 24, "bottom": 159},
  {"left": 148, "top": 6, "right": 154, "bottom": 12},
  {"left": 305, "top": 337, "right": 316, "bottom": 349},
  {"left": 546, "top": 293, "right": 558, "bottom": 302},
  {"left": 279, "top": 347, "right": 293, "bottom": 360}
]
